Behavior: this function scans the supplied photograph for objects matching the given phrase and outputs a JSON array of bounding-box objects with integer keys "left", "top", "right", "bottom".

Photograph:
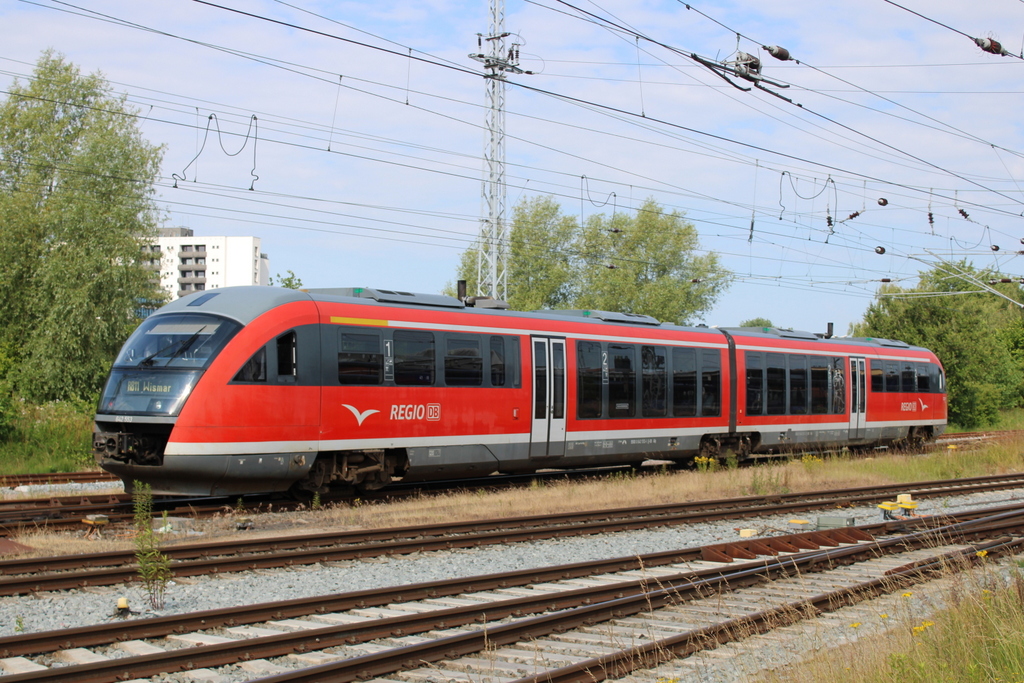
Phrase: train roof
[{"left": 157, "top": 286, "right": 932, "bottom": 355}]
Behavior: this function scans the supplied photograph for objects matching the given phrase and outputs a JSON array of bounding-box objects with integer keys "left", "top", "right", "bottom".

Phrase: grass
[
  {"left": 760, "top": 561, "right": 1024, "bottom": 683},
  {"left": 946, "top": 406, "right": 1024, "bottom": 433},
  {"left": 0, "top": 398, "right": 95, "bottom": 474}
]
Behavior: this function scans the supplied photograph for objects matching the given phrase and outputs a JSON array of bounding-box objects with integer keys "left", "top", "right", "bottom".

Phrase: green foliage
[
  {"left": 133, "top": 482, "right": 173, "bottom": 610},
  {"left": 855, "top": 261, "right": 1024, "bottom": 429},
  {"left": 272, "top": 270, "right": 303, "bottom": 289},
  {"left": 739, "top": 317, "right": 773, "bottom": 328},
  {"left": 454, "top": 196, "right": 730, "bottom": 323},
  {"left": 0, "top": 398, "right": 93, "bottom": 472},
  {"left": 0, "top": 51, "right": 165, "bottom": 402}
]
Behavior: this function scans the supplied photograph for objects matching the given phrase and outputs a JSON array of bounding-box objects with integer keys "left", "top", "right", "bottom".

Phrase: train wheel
[
  {"left": 906, "top": 427, "right": 929, "bottom": 452},
  {"left": 699, "top": 436, "right": 721, "bottom": 460}
]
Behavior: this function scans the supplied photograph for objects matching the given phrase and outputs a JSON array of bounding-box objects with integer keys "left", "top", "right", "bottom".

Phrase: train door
[
  {"left": 849, "top": 357, "right": 866, "bottom": 440},
  {"left": 530, "top": 336, "right": 566, "bottom": 458}
]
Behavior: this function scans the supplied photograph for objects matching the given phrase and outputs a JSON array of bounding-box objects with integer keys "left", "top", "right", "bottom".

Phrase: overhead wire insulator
[
  {"left": 991, "top": 245, "right": 1001, "bottom": 251},
  {"left": 877, "top": 198, "right": 888, "bottom": 206},
  {"left": 848, "top": 211, "right": 861, "bottom": 220},
  {"left": 875, "top": 246, "right": 886, "bottom": 254},
  {"left": 975, "top": 37, "right": 1009, "bottom": 56},
  {"left": 826, "top": 215, "right": 833, "bottom": 228},
  {"left": 763, "top": 45, "right": 792, "bottom": 61},
  {"left": 928, "top": 212, "right": 935, "bottom": 226},
  {"left": 608, "top": 228, "right": 623, "bottom": 233},
  {"left": 958, "top": 208, "right": 970, "bottom": 219},
  {"left": 881, "top": 278, "right": 892, "bottom": 283}
]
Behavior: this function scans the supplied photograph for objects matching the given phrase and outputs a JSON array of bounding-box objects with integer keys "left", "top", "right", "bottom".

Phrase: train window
[
  {"left": 534, "top": 341, "right": 547, "bottom": 419},
  {"left": 830, "top": 357, "right": 846, "bottom": 413},
  {"left": 745, "top": 353, "right": 763, "bottom": 416},
  {"left": 810, "top": 357, "right": 829, "bottom": 414},
  {"left": 921, "top": 362, "right": 945, "bottom": 394},
  {"left": 445, "top": 336, "right": 482, "bottom": 386},
  {"left": 672, "top": 347, "right": 697, "bottom": 417},
  {"left": 277, "top": 331, "right": 296, "bottom": 383},
  {"left": 507, "top": 337, "right": 521, "bottom": 387},
  {"left": 608, "top": 344, "right": 636, "bottom": 418},
  {"left": 394, "top": 330, "right": 434, "bottom": 386},
  {"left": 884, "top": 361, "right": 900, "bottom": 392},
  {"left": 552, "top": 343, "right": 565, "bottom": 420},
  {"left": 789, "top": 355, "right": 808, "bottom": 415},
  {"left": 701, "top": 350, "right": 721, "bottom": 417},
  {"left": 490, "top": 337, "right": 506, "bottom": 386},
  {"left": 642, "top": 346, "right": 668, "bottom": 417},
  {"left": 901, "top": 363, "right": 916, "bottom": 393},
  {"left": 338, "top": 331, "right": 383, "bottom": 385},
  {"left": 870, "top": 361, "right": 884, "bottom": 392},
  {"left": 577, "top": 341, "right": 603, "bottom": 419},
  {"left": 766, "top": 353, "right": 786, "bottom": 415},
  {"left": 233, "top": 347, "right": 267, "bottom": 382},
  {"left": 916, "top": 362, "right": 931, "bottom": 392}
]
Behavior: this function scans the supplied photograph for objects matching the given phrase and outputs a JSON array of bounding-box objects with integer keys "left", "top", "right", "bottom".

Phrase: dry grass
[
  {"left": 6, "top": 435, "right": 1024, "bottom": 557},
  {"left": 759, "top": 560, "right": 1024, "bottom": 683}
]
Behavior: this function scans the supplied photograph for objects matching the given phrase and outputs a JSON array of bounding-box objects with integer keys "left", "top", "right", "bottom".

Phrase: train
[{"left": 93, "top": 286, "right": 947, "bottom": 496}]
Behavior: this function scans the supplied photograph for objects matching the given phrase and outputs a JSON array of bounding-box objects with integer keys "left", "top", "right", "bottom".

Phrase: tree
[
  {"left": 272, "top": 270, "right": 303, "bottom": 289},
  {"left": 454, "top": 196, "right": 578, "bottom": 310},
  {"left": 854, "top": 261, "right": 1024, "bottom": 428},
  {"left": 739, "top": 317, "right": 774, "bottom": 328},
  {"left": 453, "top": 196, "right": 730, "bottom": 323},
  {"left": 0, "top": 51, "right": 164, "bottom": 402}
]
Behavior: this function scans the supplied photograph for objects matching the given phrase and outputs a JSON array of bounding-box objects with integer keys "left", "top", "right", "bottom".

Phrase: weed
[
  {"left": 311, "top": 491, "right": 322, "bottom": 511},
  {"left": 14, "top": 615, "right": 24, "bottom": 633},
  {"left": 694, "top": 455, "right": 719, "bottom": 473},
  {"left": 747, "top": 464, "right": 791, "bottom": 496},
  {"left": 723, "top": 450, "right": 739, "bottom": 470},
  {"left": 133, "top": 482, "right": 173, "bottom": 610}
]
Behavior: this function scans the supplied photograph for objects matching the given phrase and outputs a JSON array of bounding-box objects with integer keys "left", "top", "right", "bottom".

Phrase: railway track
[
  {"left": 0, "top": 472, "right": 117, "bottom": 488},
  {"left": 0, "top": 507, "right": 1019, "bottom": 682},
  {"left": 1, "top": 472, "right": 1024, "bottom": 597},
  {"left": 0, "top": 432, "right": 1012, "bottom": 534}
]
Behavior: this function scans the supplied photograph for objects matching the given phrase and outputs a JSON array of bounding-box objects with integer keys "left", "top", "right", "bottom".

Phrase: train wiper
[{"left": 139, "top": 327, "right": 207, "bottom": 366}]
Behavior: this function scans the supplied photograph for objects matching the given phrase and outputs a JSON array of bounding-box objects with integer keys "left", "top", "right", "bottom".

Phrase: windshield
[
  {"left": 115, "top": 313, "right": 242, "bottom": 369},
  {"left": 98, "top": 369, "right": 202, "bottom": 416}
]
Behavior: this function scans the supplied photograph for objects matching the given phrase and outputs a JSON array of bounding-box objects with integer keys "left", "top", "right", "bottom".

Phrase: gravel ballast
[{"left": 0, "top": 487, "right": 1020, "bottom": 641}]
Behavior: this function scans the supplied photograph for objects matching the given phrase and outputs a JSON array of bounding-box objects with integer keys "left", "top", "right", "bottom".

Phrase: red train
[{"left": 93, "top": 286, "right": 947, "bottom": 496}]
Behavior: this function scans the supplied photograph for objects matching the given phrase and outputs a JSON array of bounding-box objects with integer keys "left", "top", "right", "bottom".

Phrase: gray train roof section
[
  {"left": 720, "top": 326, "right": 928, "bottom": 353},
  {"left": 155, "top": 287, "right": 932, "bottom": 354},
  {"left": 152, "top": 287, "right": 312, "bottom": 325}
]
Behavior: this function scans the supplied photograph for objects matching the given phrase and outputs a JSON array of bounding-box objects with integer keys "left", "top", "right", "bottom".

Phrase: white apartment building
[{"left": 146, "top": 228, "right": 271, "bottom": 301}]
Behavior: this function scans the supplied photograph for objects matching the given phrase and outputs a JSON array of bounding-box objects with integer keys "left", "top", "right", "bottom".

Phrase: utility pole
[{"left": 469, "top": 0, "right": 528, "bottom": 300}]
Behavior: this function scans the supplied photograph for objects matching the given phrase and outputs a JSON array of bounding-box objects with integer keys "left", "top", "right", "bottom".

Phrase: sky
[{"left": 3, "top": 0, "right": 1024, "bottom": 334}]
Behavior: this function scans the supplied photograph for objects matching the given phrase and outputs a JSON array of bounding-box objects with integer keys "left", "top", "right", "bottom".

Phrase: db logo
[{"left": 390, "top": 403, "right": 442, "bottom": 421}]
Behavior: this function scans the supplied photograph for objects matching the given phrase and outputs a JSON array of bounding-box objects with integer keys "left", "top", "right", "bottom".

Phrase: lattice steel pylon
[{"left": 470, "top": 0, "right": 526, "bottom": 300}]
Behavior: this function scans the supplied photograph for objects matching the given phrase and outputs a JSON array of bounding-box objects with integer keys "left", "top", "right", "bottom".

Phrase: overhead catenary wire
[{"left": 7, "top": 0, "right": 1023, "bottom": 308}]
